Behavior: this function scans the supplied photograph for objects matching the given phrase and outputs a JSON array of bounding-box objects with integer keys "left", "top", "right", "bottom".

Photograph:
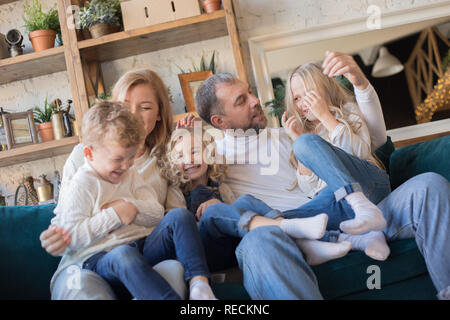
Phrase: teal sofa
[{"left": 1, "top": 135, "right": 449, "bottom": 300}]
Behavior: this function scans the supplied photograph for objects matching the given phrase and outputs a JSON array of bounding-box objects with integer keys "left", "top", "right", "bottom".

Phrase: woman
[{"left": 40, "top": 69, "right": 189, "bottom": 300}]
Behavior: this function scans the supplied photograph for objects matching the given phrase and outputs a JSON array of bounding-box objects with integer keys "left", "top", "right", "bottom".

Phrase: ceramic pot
[
  {"left": 36, "top": 121, "right": 54, "bottom": 142},
  {"left": 29, "top": 29, "right": 56, "bottom": 52},
  {"left": 203, "top": 0, "right": 221, "bottom": 13}
]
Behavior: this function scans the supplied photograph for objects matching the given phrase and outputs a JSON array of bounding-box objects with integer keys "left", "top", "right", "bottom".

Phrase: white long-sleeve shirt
[
  {"left": 296, "top": 83, "right": 385, "bottom": 198},
  {"left": 216, "top": 83, "right": 386, "bottom": 210},
  {"left": 50, "top": 160, "right": 165, "bottom": 290}
]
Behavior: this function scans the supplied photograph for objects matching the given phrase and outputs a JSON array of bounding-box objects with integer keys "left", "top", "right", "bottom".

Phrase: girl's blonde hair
[
  {"left": 159, "top": 127, "right": 227, "bottom": 193},
  {"left": 111, "top": 68, "right": 173, "bottom": 159},
  {"left": 285, "top": 62, "right": 383, "bottom": 188}
]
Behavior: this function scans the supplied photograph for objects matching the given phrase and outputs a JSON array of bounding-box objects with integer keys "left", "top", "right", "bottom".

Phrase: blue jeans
[
  {"left": 235, "top": 172, "right": 450, "bottom": 299},
  {"left": 277, "top": 134, "right": 391, "bottom": 230},
  {"left": 83, "top": 208, "right": 210, "bottom": 300}
]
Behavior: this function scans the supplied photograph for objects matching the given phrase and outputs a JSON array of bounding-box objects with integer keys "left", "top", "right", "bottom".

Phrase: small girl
[
  {"left": 160, "top": 126, "right": 354, "bottom": 266},
  {"left": 277, "top": 59, "right": 392, "bottom": 260}
]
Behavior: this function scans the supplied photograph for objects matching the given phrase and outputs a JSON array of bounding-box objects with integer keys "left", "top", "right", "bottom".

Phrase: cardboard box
[
  {"left": 0, "top": 34, "right": 9, "bottom": 59},
  {"left": 120, "top": 0, "right": 201, "bottom": 31}
]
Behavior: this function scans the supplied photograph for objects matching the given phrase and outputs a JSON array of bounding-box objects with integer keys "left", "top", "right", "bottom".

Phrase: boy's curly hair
[
  {"left": 81, "top": 101, "right": 145, "bottom": 148},
  {"left": 159, "top": 127, "right": 227, "bottom": 193}
]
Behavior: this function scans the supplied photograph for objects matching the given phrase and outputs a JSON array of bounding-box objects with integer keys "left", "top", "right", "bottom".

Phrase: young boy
[{"left": 50, "top": 102, "right": 215, "bottom": 300}]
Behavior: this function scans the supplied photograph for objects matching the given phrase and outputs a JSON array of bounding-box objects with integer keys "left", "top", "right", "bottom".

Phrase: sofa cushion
[
  {"left": 311, "top": 238, "right": 437, "bottom": 300},
  {"left": 0, "top": 204, "right": 60, "bottom": 300},
  {"left": 389, "top": 135, "right": 450, "bottom": 189},
  {"left": 374, "top": 136, "right": 395, "bottom": 175}
]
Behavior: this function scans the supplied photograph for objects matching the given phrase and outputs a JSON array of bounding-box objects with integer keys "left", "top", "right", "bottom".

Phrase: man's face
[{"left": 213, "top": 80, "right": 267, "bottom": 131}]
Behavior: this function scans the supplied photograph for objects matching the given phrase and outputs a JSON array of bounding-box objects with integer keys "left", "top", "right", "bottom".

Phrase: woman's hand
[
  {"left": 322, "top": 51, "right": 369, "bottom": 90},
  {"left": 281, "top": 112, "right": 303, "bottom": 141},
  {"left": 102, "top": 200, "right": 138, "bottom": 225},
  {"left": 195, "top": 198, "right": 222, "bottom": 221},
  {"left": 40, "top": 225, "right": 71, "bottom": 256}
]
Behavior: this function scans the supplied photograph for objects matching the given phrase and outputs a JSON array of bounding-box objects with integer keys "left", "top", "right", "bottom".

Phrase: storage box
[
  {"left": 0, "top": 33, "right": 9, "bottom": 59},
  {"left": 120, "top": 0, "right": 201, "bottom": 31}
]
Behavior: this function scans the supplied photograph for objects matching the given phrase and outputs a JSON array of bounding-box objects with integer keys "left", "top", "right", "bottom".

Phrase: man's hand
[
  {"left": 322, "top": 51, "right": 369, "bottom": 90},
  {"left": 102, "top": 200, "right": 138, "bottom": 225},
  {"left": 40, "top": 225, "right": 71, "bottom": 256},
  {"left": 281, "top": 112, "right": 303, "bottom": 141},
  {"left": 196, "top": 198, "right": 222, "bottom": 221}
]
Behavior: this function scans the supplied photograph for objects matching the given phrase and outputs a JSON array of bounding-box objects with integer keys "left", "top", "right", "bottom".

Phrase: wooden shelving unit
[
  {"left": 0, "top": 136, "right": 79, "bottom": 168},
  {"left": 78, "top": 11, "right": 228, "bottom": 63},
  {"left": 0, "top": 0, "right": 247, "bottom": 167},
  {"left": 0, "top": 46, "right": 66, "bottom": 85}
]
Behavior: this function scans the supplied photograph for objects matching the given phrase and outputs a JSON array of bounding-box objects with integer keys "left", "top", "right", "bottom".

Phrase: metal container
[
  {"left": 37, "top": 175, "right": 53, "bottom": 203},
  {"left": 51, "top": 111, "right": 65, "bottom": 140}
]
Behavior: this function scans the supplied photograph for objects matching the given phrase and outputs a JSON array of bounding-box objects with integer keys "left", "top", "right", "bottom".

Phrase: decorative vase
[
  {"left": 36, "top": 121, "right": 54, "bottom": 142},
  {"left": 203, "top": 0, "right": 222, "bottom": 13},
  {"left": 89, "top": 23, "right": 114, "bottom": 38},
  {"left": 51, "top": 111, "right": 65, "bottom": 140},
  {"left": 29, "top": 29, "right": 56, "bottom": 52}
]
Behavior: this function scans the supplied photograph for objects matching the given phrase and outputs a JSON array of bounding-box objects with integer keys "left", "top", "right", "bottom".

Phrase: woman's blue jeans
[
  {"left": 83, "top": 208, "right": 210, "bottom": 300},
  {"left": 199, "top": 133, "right": 391, "bottom": 240}
]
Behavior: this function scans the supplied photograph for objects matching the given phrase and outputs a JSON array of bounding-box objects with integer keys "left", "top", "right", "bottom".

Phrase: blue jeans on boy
[{"left": 83, "top": 208, "right": 210, "bottom": 300}]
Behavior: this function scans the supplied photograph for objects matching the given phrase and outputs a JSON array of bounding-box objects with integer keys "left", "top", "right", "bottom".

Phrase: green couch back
[{"left": 0, "top": 204, "right": 60, "bottom": 300}]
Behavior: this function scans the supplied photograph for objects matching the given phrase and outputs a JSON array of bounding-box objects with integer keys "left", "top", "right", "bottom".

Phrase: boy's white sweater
[{"left": 50, "top": 160, "right": 165, "bottom": 291}]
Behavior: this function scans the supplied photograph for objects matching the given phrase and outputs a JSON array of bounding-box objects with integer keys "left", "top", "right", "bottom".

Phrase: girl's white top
[{"left": 296, "top": 84, "right": 385, "bottom": 198}]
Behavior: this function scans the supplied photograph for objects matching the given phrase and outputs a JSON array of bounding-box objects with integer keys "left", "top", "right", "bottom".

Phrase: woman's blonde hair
[
  {"left": 111, "top": 68, "right": 173, "bottom": 159},
  {"left": 159, "top": 127, "right": 227, "bottom": 193},
  {"left": 285, "top": 62, "right": 383, "bottom": 189}
]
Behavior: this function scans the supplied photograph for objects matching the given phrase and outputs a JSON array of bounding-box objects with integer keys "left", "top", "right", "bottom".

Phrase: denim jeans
[
  {"left": 83, "top": 208, "right": 210, "bottom": 300},
  {"left": 235, "top": 172, "right": 450, "bottom": 299},
  {"left": 51, "top": 260, "right": 186, "bottom": 300},
  {"left": 274, "top": 133, "right": 391, "bottom": 230}
]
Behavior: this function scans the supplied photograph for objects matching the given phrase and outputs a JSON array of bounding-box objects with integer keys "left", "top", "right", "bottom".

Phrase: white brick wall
[{"left": 0, "top": 0, "right": 446, "bottom": 204}]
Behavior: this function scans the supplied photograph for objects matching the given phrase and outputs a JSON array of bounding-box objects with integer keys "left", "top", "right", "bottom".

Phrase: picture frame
[
  {"left": 2, "top": 110, "right": 38, "bottom": 149},
  {"left": 178, "top": 70, "right": 213, "bottom": 113}
]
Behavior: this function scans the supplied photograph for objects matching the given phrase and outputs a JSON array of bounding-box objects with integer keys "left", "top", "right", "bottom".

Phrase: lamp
[{"left": 371, "top": 46, "right": 404, "bottom": 78}]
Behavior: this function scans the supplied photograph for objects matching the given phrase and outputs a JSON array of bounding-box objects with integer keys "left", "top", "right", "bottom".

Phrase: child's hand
[
  {"left": 196, "top": 198, "right": 222, "bottom": 221},
  {"left": 281, "top": 112, "right": 303, "bottom": 141},
  {"left": 102, "top": 200, "right": 138, "bottom": 225},
  {"left": 322, "top": 51, "right": 369, "bottom": 90},
  {"left": 297, "top": 161, "right": 313, "bottom": 176},
  {"left": 303, "top": 90, "right": 331, "bottom": 121},
  {"left": 40, "top": 225, "right": 71, "bottom": 256},
  {"left": 177, "top": 113, "right": 199, "bottom": 129}
]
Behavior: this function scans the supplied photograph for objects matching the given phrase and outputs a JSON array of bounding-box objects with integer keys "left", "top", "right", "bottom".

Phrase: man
[{"left": 191, "top": 51, "right": 450, "bottom": 299}]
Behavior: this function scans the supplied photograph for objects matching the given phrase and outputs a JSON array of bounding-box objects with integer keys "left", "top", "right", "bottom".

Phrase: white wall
[{"left": 0, "top": 0, "right": 447, "bottom": 204}]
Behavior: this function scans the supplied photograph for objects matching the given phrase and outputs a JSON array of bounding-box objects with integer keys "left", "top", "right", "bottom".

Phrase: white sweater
[
  {"left": 215, "top": 83, "right": 386, "bottom": 210},
  {"left": 50, "top": 160, "right": 165, "bottom": 290},
  {"left": 296, "top": 84, "right": 383, "bottom": 198}
]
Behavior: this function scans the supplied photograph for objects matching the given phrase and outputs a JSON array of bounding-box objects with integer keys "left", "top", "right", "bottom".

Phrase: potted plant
[
  {"left": 202, "top": 0, "right": 222, "bottom": 13},
  {"left": 80, "top": 0, "right": 122, "bottom": 39},
  {"left": 23, "top": 0, "right": 60, "bottom": 52},
  {"left": 33, "top": 97, "right": 54, "bottom": 142}
]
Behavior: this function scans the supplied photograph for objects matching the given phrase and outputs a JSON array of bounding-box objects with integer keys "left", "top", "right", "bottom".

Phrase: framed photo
[
  {"left": 2, "top": 111, "right": 38, "bottom": 149},
  {"left": 178, "top": 70, "right": 213, "bottom": 113}
]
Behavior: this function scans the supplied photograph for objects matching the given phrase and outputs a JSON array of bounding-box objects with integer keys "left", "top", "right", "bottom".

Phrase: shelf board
[
  {"left": 0, "top": 136, "right": 79, "bottom": 168},
  {"left": 0, "top": 46, "right": 66, "bottom": 85},
  {"left": 78, "top": 11, "right": 228, "bottom": 63},
  {"left": 0, "top": 0, "right": 18, "bottom": 4}
]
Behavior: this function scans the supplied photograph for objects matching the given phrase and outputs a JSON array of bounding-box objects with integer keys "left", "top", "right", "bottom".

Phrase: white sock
[
  {"left": 189, "top": 279, "right": 217, "bottom": 300},
  {"left": 339, "top": 192, "right": 386, "bottom": 235},
  {"left": 279, "top": 213, "right": 328, "bottom": 239},
  {"left": 295, "top": 239, "right": 352, "bottom": 266},
  {"left": 338, "top": 231, "right": 390, "bottom": 261}
]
